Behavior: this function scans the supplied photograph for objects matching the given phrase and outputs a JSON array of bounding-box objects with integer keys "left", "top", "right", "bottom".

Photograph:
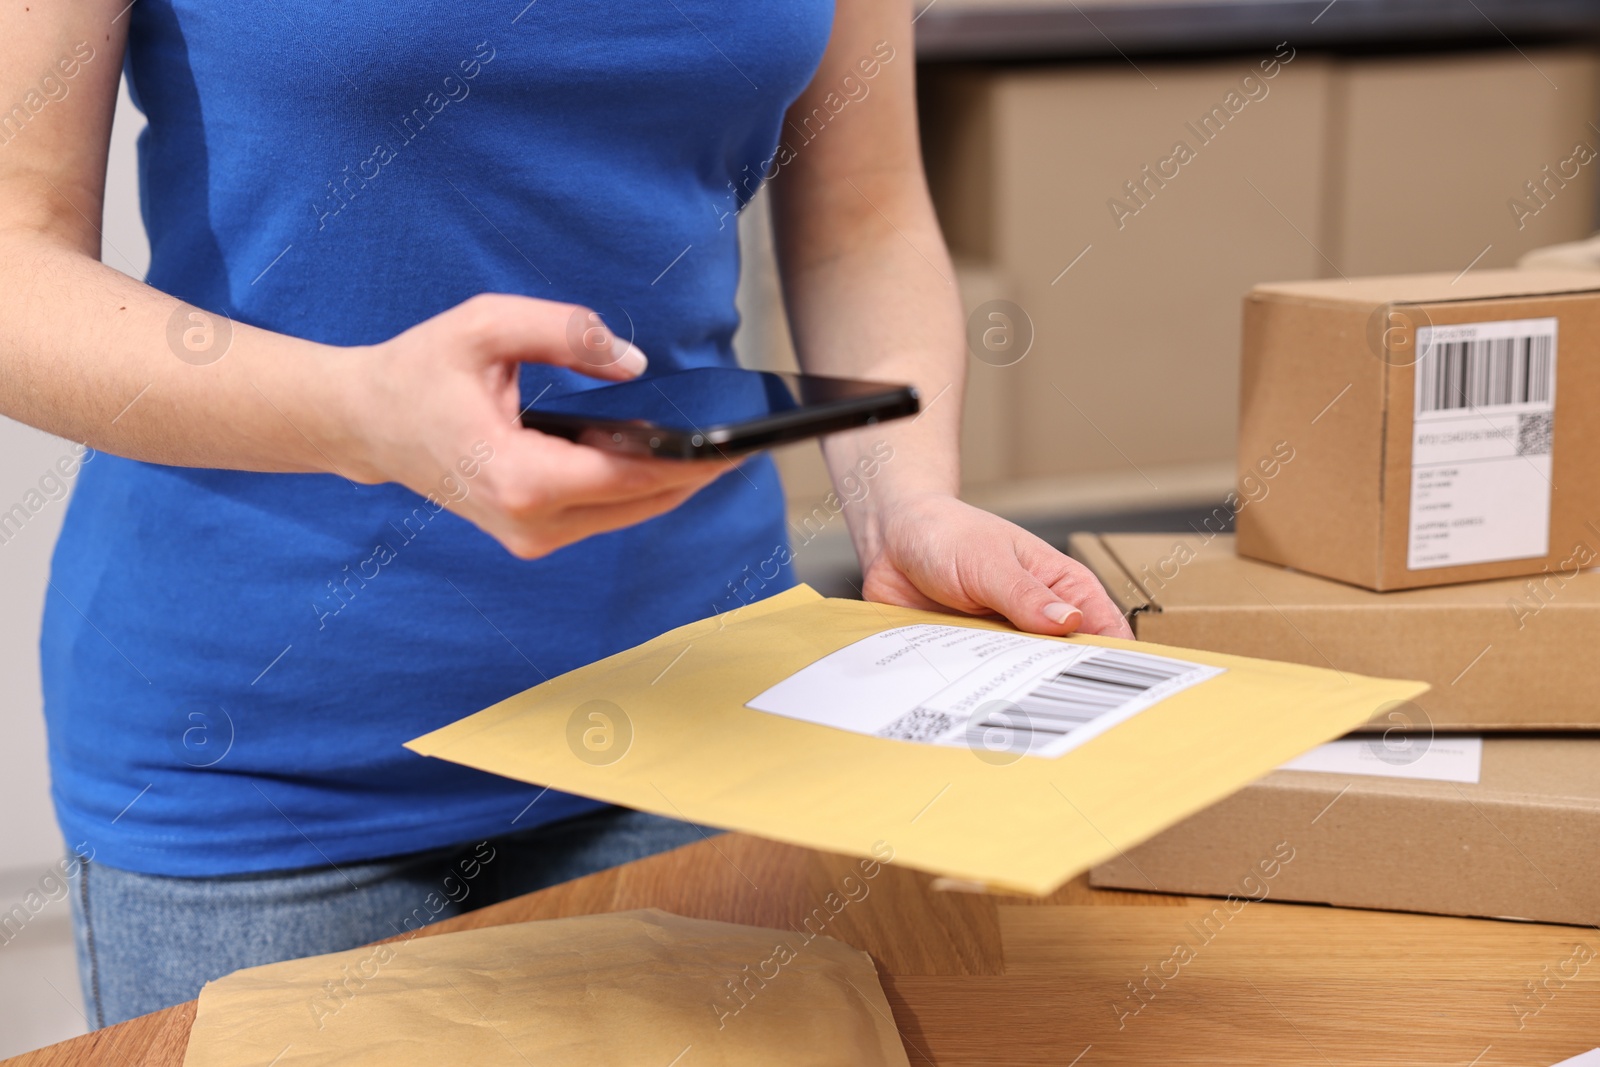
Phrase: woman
[{"left": 1, "top": 0, "right": 1128, "bottom": 1027}]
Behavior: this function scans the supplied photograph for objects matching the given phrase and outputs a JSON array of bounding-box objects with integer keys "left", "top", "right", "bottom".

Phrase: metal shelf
[{"left": 914, "top": 0, "right": 1600, "bottom": 61}]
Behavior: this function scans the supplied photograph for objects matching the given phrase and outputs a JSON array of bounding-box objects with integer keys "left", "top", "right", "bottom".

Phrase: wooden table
[{"left": 9, "top": 835, "right": 1598, "bottom": 1066}]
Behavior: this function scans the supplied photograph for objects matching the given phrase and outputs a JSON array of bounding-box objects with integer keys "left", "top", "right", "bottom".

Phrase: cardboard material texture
[
  {"left": 181, "top": 909, "right": 911, "bottom": 1067},
  {"left": 408, "top": 586, "right": 1427, "bottom": 896},
  {"left": 1333, "top": 51, "right": 1600, "bottom": 276},
  {"left": 1090, "top": 737, "right": 1600, "bottom": 928},
  {"left": 1236, "top": 269, "right": 1600, "bottom": 591},
  {"left": 920, "top": 56, "right": 1334, "bottom": 482},
  {"left": 917, "top": 49, "right": 1599, "bottom": 491},
  {"left": 1070, "top": 532, "right": 1600, "bottom": 731}
]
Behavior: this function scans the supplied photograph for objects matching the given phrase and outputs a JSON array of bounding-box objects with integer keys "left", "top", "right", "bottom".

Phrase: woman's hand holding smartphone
[{"left": 340, "top": 294, "right": 736, "bottom": 560}]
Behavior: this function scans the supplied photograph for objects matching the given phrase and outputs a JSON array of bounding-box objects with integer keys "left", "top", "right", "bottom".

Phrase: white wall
[
  {"left": 0, "top": 76, "right": 147, "bottom": 1058},
  {"left": 101, "top": 78, "right": 152, "bottom": 282},
  {"left": 2, "top": 74, "right": 147, "bottom": 884}
]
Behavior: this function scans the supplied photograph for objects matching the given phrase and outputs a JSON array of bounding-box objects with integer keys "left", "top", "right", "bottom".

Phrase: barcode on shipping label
[
  {"left": 1417, "top": 332, "right": 1554, "bottom": 413},
  {"left": 1408, "top": 317, "right": 1556, "bottom": 571},
  {"left": 1006, "top": 648, "right": 1205, "bottom": 733},
  {"left": 748, "top": 626, "right": 1223, "bottom": 760}
]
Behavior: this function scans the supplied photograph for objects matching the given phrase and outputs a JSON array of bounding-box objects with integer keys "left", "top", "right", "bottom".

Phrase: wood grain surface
[{"left": 6, "top": 834, "right": 1596, "bottom": 1066}]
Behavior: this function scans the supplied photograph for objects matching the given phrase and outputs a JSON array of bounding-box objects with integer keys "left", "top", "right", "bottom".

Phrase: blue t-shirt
[{"left": 42, "top": 1, "right": 833, "bottom": 876}]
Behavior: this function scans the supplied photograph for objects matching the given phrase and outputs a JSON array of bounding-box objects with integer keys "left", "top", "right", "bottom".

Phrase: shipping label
[
  {"left": 747, "top": 624, "right": 1222, "bottom": 760},
  {"left": 1408, "top": 316, "right": 1556, "bottom": 569}
]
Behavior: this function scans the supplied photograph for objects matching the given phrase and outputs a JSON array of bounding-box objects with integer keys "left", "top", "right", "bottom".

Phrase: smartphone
[{"left": 519, "top": 367, "right": 920, "bottom": 459}]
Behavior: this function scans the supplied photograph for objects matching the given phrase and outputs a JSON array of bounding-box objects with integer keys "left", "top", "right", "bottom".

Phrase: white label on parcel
[
  {"left": 1552, "top": 1051, "right": 1600, "bottom": 1067},
  {"left": 1551, "top": 1051, "right": 1600, "bottom": 1067},
  {"left": 1408, "top": 316, "right": 1556, "bottom": 570},
  {"left": 1278, "top": 736, "right": 1482, "bottom": 783},
  {"left": 746, "top": 624, "right": 1223, "bottom": 759}
]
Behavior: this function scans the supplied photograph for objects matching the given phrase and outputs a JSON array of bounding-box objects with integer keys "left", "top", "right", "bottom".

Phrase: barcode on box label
[{"left": 1417, "top": 332, "right": 1553, "bottom": 413}]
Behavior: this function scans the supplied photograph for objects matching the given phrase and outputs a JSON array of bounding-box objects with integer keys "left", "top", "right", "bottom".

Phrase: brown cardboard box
[
  {"left": 918, "top": 49, "right": 1600, "bottom": 492},
  {"left": 921, "top": 56, "right": 1336, "bottom": 483},
  {"left": 1089, "top": 737, "right": 1600, "bottom": 928},
  {"left": 1236, "top": 269, "right": 1600, "bottom": 590},
  {"left": 1332, "top": 51, "right": 1600, "bottom": 276},
  {"left": 1069, "top": 532, "right": 1600, "bottom": 730}
]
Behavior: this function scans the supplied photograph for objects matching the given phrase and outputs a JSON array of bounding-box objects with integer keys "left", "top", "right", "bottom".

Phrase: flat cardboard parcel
[
  {"left": 1072, "top": 532, "right": 1600, "bottom": 731},
  {"left": 1091, "top": 736, "right": 1600, "bottom": 927}
]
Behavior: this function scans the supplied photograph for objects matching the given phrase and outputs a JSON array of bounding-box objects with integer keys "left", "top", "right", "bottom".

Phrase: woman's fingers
[
  {"left": 471, "top": 475, "right": 716, "bottom": 559},
  {"left": 547, "top": 481, "right": 712, "bottom": 544},
  {"left": 860, "top": 495, "right": 1134, "bottom": 640},
  {"left": 490, "top": 432, "right": 732, "bottom": 508},
  {"left": 947, "top": 540, "right": 1086, "bottom": 636},
  {"left": 1016, "top": 541, "right": 1135, "bottom": 639},
  {"left": 440, "top": 294, "right": 648, "bottom": 381},
  {"left": 351, "top": 292, "right": 739, "bottom": 559},
  {"left": 455, "top": 432, "right": 730, "bottom": 557},
  {"left": 1047, "top": 569, "right": 1134, "bottom": 639}
]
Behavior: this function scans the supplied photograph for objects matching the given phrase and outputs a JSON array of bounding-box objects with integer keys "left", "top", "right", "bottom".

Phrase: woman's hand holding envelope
[{"left": 849, "top": 490, "right": 1136, "bottom": 639}]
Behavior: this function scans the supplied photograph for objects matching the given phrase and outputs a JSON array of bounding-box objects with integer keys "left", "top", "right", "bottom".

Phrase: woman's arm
[
  {"left": 0, "top": 2, "right": 730, "bottom": 559},
  {"left": 770, "top": 0, "right": 1131, "bottom": 637}
]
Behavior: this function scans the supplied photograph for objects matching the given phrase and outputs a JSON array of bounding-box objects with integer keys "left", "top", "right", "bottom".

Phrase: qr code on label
[
  {"left": 877, "top": 707, "right": 955, "bottom": 743},
  {"left": 1517, "top": 413, "right": 1554, "bottom": 456}
]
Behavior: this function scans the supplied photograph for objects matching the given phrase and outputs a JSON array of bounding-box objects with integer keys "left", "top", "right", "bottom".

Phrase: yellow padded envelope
[
  {"left": 182, "top": 910, "right": 911, "bottom": 1067},
  {"left": 408, "top": 586, "right": 1427, "bottom": 895}
]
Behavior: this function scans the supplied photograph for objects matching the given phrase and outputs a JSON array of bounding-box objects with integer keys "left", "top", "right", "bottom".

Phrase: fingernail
[
  {"left": 615, "top": 339, "right": 648, "bottom": 376},
  {"left": 1043, "top": 602, "right": 1082, "bottom": 628}
]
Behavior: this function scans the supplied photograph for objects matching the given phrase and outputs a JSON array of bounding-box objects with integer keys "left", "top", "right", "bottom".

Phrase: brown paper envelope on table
[
  {"left": 408, "top": 585, "right": 1428, "bottom": 896},
  {"left": 182, "top": 909, "right": 909, "bottom": 1067}
]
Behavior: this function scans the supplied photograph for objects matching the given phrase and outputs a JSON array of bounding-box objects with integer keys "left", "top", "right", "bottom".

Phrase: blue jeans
[{"left": 68, "top": 806, "right": 712, "bottom": 1027}]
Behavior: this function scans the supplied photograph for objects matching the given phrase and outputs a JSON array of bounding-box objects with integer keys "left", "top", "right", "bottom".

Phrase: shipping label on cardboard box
[
  {"left": 1278, "top": 736, "right": 1483, "bottom": 783},
  {"left": 1407, "top": 316, "right": 1557, "bottom": 569},
  {"left": 1237, "top": 270, "right": 1600, "bottom": 590}
]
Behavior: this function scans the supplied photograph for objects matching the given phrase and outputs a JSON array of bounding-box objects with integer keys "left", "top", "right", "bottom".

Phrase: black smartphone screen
[
  {"left": 521, "top": 367, "right": 919, "bottom": 458},
  {"left": 534, "top": 367, "right": 803, "bottom": 429}
]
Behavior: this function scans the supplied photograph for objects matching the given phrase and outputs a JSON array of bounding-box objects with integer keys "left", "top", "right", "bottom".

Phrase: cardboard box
[
  {"left": 1089, "top": 737, "right": 1600, "bottom": 928},
  {"left": 917, "top": 48, "right": 1600, "bottom": 490},
  {"left": 921, "top": 57, "right": 1336, "bottom": 482},
  {"left": 1333, "top": 50, "right": 1600, "bottom": 276},
  {"left": 1069, "top": 532, "right": 1600, "bottom": 731},
  {"left": 1236, "top": 269, "right": 1600, "bottom": 590}
]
